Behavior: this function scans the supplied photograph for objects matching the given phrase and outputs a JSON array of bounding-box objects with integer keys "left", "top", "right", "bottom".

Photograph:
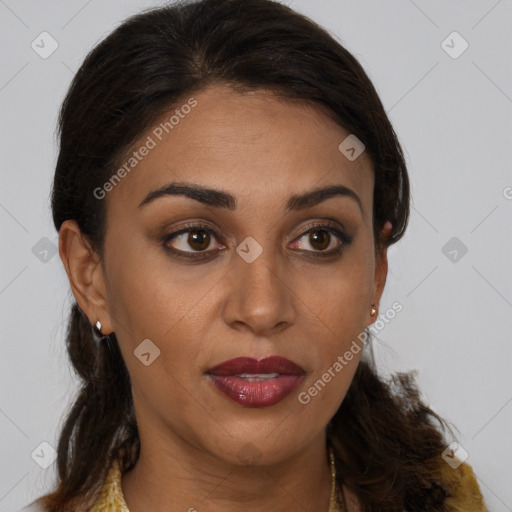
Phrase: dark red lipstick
[{"left": 206, "top": 356, "right": 305, "bottom": 408}]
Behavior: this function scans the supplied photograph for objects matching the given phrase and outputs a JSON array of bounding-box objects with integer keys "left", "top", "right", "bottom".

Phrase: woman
[{"left": 27, "top": 0, "right": 488, "bottom": 510}]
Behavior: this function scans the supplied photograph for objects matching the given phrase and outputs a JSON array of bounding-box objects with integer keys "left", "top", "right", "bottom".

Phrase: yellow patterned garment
[
  {"left": 86, "top": 451, "right": 488, "bottom": 512},
  {"left": 86, "top": 456, "right": 129, "bottom": 512}
]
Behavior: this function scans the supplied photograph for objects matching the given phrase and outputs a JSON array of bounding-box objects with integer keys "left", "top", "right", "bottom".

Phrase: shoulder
[
  {"left": 20, "top": 456, "right": 126, "bottom": 512},
  {"left": 341, "top": 459, "right": 489, "bottom": 512},
  {"left": 428, "top": 458, "right": 489, "bottom": 511}
]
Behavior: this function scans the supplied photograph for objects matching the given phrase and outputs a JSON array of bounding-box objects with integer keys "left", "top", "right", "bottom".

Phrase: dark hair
[{"left": 37, "top": 0, "right": 455, "bottom": 510}]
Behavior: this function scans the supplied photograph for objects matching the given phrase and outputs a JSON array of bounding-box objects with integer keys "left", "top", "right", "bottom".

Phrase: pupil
[
  {"left": 189, "top": 230, "right": 210, "bottom": 251},
  {"left": 310, "top": 230, "right": 329, "bottom": 250}
]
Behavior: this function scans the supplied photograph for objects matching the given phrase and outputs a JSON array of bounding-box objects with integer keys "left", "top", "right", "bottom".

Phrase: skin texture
[{"left": 59, "top": 85, "right": 391, "bottom": 512}]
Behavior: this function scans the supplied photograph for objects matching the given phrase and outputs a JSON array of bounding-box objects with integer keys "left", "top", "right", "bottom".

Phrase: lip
[
  {"left": 206, "top": 356, "right": 305, "bottom": 408},
  {"left": 207, "top": 356, "right": 305, "bottom": 376}
]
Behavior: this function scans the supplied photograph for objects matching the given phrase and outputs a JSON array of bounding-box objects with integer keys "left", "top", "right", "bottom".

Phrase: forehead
[{"left": 105, "top": 84, "right": 374, "bottom": 217}]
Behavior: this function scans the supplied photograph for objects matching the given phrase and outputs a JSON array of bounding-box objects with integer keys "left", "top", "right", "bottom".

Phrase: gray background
[{"left": 1, "top": 0, "right": 511, "bottom": 510}]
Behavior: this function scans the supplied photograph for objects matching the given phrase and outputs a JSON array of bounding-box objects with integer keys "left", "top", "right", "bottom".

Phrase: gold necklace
[{"left": 328, "top": 445, "right": 347, "bottom": 512}]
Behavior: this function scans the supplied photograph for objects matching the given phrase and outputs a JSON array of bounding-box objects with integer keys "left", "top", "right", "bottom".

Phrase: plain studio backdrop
[{"left": 1, "top": 0, "right": 511, "bottom": 510}]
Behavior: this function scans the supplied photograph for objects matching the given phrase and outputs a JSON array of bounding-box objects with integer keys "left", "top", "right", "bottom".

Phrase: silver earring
[
  {"left": 91, "top": 320, "right": 115, "bottom": 354},
  {"left": 92, "top": 320, "right": 106, "bottom": 341}
]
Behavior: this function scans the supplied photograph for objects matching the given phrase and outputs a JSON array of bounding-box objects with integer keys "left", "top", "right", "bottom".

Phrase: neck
[{"left": 121, "top": 431, "right": 333, "bottom": 512}]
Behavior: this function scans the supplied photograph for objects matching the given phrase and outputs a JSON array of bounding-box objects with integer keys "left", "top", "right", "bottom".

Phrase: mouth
[{"left": 205, "top": 356, "right": 305, "bottom": 408}]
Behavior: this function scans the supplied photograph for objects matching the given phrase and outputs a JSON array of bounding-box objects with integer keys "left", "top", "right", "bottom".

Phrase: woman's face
[{"left": 63, "top": 84, "right": 389, "bottom": 465}]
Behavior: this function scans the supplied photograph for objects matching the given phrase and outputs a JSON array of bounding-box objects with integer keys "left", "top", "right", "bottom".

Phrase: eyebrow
[{"left": 138, "top": 182, "right": 363, "bottom": 214}]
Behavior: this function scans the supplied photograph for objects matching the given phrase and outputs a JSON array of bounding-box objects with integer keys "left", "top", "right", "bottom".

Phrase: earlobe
[{"left": 58, "top": 220, "right": 113, "bottom": 334}]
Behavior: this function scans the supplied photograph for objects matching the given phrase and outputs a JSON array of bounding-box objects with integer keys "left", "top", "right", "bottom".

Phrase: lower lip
[{"left": 207, "top": 374, "right": 304, "bottom": 408}]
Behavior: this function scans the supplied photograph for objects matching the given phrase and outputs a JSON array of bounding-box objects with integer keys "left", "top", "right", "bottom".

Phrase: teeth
[{"left": 238, "top": 373, "right": 280, "bottom": 381}]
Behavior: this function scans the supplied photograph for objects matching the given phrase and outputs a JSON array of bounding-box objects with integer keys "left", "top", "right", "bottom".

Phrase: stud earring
[
  {"left": 91, "top": 319, "right": 115, "bottom": 353},
  {"left": 92, "top": 319, "right": 106, "bottom": 341},
  {"left": 370, "top": 304, "right": 377, "bottom": 316},
  {"left": 94, "top": 320, "right": 103, "bottom": 336}
]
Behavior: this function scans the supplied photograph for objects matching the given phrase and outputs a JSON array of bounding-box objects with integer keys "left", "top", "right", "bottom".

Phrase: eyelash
[{"left": 161, "top": 221, "right": 352, "bottom": 260}]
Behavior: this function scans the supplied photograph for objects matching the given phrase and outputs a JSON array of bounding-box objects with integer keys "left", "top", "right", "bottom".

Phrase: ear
[
  {"left": 58, "top": 219, "right": 114, "bottom": 335},
  {"left": 368, "top": 221, "right": 393, "bottom": 324}
]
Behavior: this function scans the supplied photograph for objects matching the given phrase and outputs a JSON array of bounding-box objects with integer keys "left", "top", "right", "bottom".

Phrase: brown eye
[
  {"left": 167, "top": 228, "right": 214, "bottom": 252},
  {"left": 291, "top": 224, "right": 347, "bottom": 254},
  {"left": 187, "top": 229, "right": 211, "bottom": 251},
  {"left": 162, "top": 224, "right": 225, "bottom": 257},
  {"left": 308, "top": 229, "right": 330, "bottom": 251}
]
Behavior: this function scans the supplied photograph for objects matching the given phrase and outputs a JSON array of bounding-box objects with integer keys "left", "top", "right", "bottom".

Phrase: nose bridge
[
  {"left": 223, "top": 233, "right": 295, "bottom": 334},
  {"left": 238, "top": 238, "right": 280, "bottom": 294}
]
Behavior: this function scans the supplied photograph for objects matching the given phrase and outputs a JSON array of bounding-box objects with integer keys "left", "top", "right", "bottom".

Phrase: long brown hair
[{"left": 37, "top": 0, "right": 455, "bottom": 510}]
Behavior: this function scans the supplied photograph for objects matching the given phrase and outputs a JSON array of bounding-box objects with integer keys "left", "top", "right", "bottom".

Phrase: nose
[{"left": 221, "top": 243, "right": 296, "bottom": 337}]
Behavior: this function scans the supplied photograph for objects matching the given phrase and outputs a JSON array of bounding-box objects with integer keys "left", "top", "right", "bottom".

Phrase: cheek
[
  {"left": 293, "top": 243, "right": 374, "bottom": 400},
  {"left": 103, "top": 239, "right": 224, "bottom": 409},
  {"left": 104, "top": 228, "right": 218, "bottom": 341},
  {"left": 299, "top": 248, "right": 375, "bottom": 336}
]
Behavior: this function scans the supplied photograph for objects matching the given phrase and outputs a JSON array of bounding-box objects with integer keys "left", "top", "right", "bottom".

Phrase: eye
[
  {"left": 161, "top": 221, "right": 351, "bottom": 260},
  {"left": 289, "top": 223, "right": 351, "bottom": 255},
  {"left": 162, "top": 223, "right": 225, "bottom": 258}
]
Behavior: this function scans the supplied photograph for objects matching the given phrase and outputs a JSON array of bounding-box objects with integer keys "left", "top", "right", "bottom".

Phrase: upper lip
[{"left": 206, "top": 356, "right": 305, "bottom": 376}]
